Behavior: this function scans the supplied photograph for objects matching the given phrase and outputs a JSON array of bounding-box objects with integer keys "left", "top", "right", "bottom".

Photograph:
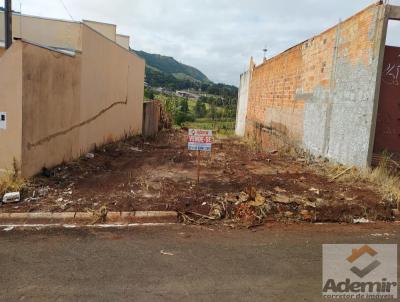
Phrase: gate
[{"left": 374, "top": 46, "right": 400, "bottom": 154}]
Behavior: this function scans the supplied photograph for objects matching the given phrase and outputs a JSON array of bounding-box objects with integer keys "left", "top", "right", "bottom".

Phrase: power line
[{"left": 59, "top": 0, "right": 74, "bottom": 21}]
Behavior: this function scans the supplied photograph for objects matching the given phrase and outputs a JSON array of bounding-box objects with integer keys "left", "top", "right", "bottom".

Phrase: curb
[{"left": 0, "top": 211, "right": 178, "bottom": 225}]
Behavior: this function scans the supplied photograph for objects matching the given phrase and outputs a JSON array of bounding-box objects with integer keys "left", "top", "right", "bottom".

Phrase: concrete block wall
[
  {"left": 244, "top": 2, "right": 387, "bottom": 167},
  {"left": 235, "top": 67, "right": 252, "bottom": 137}
]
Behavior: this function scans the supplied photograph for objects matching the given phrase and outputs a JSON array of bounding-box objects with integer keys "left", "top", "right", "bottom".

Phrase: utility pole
[{"left": 5, "top": 0, "right": 12, "bottom": 49}]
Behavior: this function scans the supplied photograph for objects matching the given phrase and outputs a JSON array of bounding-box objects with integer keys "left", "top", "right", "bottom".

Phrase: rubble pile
[{"left": 180, "top": 185, "right": 395, "bottom": 227}]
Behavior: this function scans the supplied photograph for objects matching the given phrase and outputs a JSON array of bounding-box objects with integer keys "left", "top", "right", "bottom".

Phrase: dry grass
[
  {"left": 324, "top": 154, "right": 400, "bottom": 206},
  {"left": 243, "top": 135, "right": 400, "bottom": 207},
  {"left": 360, "top": 163, "right": 400, "bottom": 205},
  {"left": 0, "top": 173, "right": 25, "bottom": 197}
]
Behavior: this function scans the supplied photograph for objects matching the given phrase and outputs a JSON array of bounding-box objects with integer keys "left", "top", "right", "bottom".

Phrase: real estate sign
[{"left": 188, "top": 129, "right": 212, "bottom": 151}]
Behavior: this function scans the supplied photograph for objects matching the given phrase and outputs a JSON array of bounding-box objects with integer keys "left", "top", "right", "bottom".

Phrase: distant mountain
[
  {"left": 132, "top": 49, "right": 238, "bottom": 100},
  {"left": 134, "top": 50, "right": 210, "bottom": 83}
]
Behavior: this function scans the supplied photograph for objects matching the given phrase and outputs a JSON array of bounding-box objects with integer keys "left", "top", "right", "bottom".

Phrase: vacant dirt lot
[{"left": 0, "top": 130, "right": 396, "bottom": 224}]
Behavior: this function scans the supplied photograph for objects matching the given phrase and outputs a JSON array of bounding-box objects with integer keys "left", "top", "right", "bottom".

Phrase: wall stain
[{"left": 27, "top": 98, "right": 128, "bottom": 149}]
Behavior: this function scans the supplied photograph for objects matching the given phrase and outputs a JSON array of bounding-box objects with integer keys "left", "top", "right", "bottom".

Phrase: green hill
[
  {"left": 132, "top": 49, "right": 238, "bottom": 101},
  {"left": 134, "top": 50, "right": 209, "bottom": 83}
]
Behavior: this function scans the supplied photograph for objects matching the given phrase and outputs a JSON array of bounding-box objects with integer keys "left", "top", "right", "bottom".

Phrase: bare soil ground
[{"left": 0, "top": 130, "right": 396, "bottom": 224}]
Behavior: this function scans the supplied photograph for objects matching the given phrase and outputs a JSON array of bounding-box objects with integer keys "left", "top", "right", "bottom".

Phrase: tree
[
  {"left": 144, "top": 88, "right": 155, "bottom": 100},
  {"left": 179, "top": 98, "right": 189, "bottom": 113},
  {"left": 209, "top": 102, "right": 217, "bottom": 121},
  {"left": 175, "top": 112, "right": 195, "bottom": 126},
  {"left": 194, "top": 101, "right": 207, "bottom": 118}
]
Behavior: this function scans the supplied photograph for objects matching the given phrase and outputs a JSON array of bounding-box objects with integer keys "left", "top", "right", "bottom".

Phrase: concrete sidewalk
[{"left": 0, "top": 211, "right": 178, "bottom": 225}]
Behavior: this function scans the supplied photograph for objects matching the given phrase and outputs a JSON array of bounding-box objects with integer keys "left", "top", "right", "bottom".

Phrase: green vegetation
[
  {"left": 156, "top": 93, "right": 235, "bottom": 134},
  {"left": 194, "top": 101, "right": 207, "bottom": 118},
  {"left": 182, "top": 118, "right": 235, "bottom": 136},
  {"left": 198, "top": 96, "right": 236, "bottom": 119},
  {"left": 132, "top": 49, "right": 238, "bottom": 101},
  {"left": 137, "top": 49, "right": 237, "bottom": 135},
  {"left": 134, "top": 50, "right": 209, "bottom": 82},
  {"left": 144, "top": 87, "right": 155, "bottom": 100}
]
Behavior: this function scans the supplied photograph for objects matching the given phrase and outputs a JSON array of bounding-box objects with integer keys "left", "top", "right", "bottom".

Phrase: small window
[{"left": 1, "top": 115, "right": 5, "bottom": 121}]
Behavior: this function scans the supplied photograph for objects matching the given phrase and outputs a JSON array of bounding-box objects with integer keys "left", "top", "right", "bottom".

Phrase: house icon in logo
[{"left": 346, "top": 245, "right": 381, "bottom": 278}]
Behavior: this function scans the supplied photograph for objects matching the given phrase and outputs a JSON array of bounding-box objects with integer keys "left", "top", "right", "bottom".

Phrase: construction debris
[
  {"left": 330, "top": 167, "right": 353, "bottom": 182},
  {"left": 238, "top": 192, "right": 250, "bottom": 204},
  {"left": 273, "top": 194, "right": 291, "bottom": 204},
  {"left": 160, "top": 250, "right": 175, "bottom": 256},
  {"left": 274, "top": 187, "right": 287, "bottom": 193},
  {"left": 85, "top": 153, "right": 95, "bottom": 159},
  {"left": 353, "top": 218, "right": 371, "bottom": 224},
  {"left": 38, "top": 187, "right": 49, "bottom": 197},
  {"left": 309, "top": 188, "right": 320, "bottom": 195},
  {"left": 2, "top": 192, "right": 21, "bottom": 204},
  {"left": 248, "top": 194, "right": 266, "bottom": 207}
]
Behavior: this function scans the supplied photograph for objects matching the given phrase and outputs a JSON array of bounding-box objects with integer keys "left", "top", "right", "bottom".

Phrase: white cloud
[{"left": 11, "top": 0, "right": 400, "bottom": 85}]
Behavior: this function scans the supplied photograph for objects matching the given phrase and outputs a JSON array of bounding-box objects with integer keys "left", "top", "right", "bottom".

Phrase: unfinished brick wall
[
  {"left": 246, "top": 45, "right": 304, "bottom": 148},
  {"left": 245, "top": 2, "right": 387, "bottom": 167}
]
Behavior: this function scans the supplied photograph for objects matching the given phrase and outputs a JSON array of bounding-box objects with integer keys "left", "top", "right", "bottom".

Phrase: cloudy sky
[{"left": 9, "top": 0, "right": 400, "bottom": 85}]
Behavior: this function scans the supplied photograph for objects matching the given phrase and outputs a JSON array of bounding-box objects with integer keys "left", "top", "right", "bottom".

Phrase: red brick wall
[
  {"left": 245, "top": 2, "right": 384, "bottom": 153},
  {"left": 246, "top": 45, "right": 304, "bottom": 149}
]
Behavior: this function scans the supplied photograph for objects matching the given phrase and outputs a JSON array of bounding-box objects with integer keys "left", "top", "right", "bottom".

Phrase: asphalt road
[{"left": 0, "top": 223, "right": 398, "bottom": 302}]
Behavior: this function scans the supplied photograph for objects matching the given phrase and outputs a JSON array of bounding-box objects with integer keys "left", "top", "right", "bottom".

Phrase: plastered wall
[
  {"left": 0, "top": 12, "right": 83, "bottom": 51},
  {"left": 116, "top": 34, "right": 130, "bottom": 50},
  {"left": 235, "top": 69, "right": 251, "bottom": 137},
  {"left": 3, "top": 29, "right": 145, "bottom": 177},
  {"left": 21, "top": 42, "right": 82, "bottom": 177},
  {"left": 83, "top": 20, "right": 116, "bottom": 42},
  {"left": 0, "top": 13, "right": 144, "bottom": 177},
  {"left": 245, "top": 2, "right": 387, "bottom": 167},
  {"left": 0, "top": 13, "right": 127, "bottom": 52},
  {"left": 79, "top": 25, "right": 144, "bottom": 154},
  {"left": 0, "top": 43, "right": 22, "bottom": 174},
  {"left": 18, "top": 29, "right": 144, "bottom": 177}
]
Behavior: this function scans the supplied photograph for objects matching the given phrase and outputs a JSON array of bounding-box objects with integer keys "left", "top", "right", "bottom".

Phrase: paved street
[{"left": 0, "top": 223, "right": 398, "bottom": 302}]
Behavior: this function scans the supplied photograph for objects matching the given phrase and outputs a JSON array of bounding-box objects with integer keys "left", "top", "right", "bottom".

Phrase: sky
[{"left": 8, "top": 0, "right": 400, "bottom": 85}]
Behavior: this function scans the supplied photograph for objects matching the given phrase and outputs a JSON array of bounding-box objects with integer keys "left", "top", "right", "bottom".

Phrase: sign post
[
  {"left": 188, "top": 129, "right": 213, "bottom": 185},
  {"left": 197, "top": 150, "right": 200, "bottom": 184}
]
